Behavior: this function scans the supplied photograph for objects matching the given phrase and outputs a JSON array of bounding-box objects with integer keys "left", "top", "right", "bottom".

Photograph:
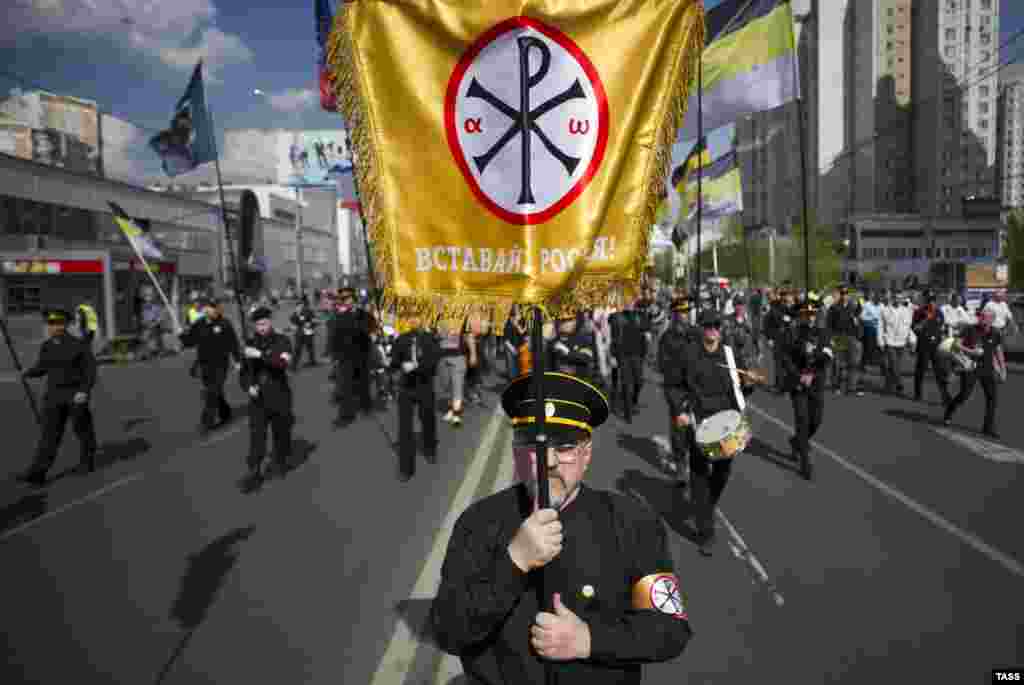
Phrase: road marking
[
  {"left": 930, "top": 427, "right": 1024, "bottom": 465},
  {"left": 0, "top": 473, "right": 145, "bottom": 542},
  {"left": 748, "top": 403, "right": 1024, "bottom": 580},
  {"left": 716, "top": 509, "right": 785, "bottom": 607},
  {"left": 371, "top": 404, "right": 509, "bottom": 685},
  {"left": 432, "top": 429, "right": 516, "bottom": 684}
]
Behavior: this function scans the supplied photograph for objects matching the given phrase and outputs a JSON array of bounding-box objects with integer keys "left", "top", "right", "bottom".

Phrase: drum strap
[{"left": 723, "top": 345, "right": 746, "bottom": 413}]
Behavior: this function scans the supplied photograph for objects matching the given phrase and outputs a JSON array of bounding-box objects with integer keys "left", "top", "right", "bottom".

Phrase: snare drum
[{"left": 695, "top": 410, "right": 752, "bottom": 461}]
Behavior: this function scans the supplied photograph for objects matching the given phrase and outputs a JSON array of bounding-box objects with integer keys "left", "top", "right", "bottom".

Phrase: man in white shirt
[
  {"left": 879, "top": 293, "right": 912, "bottom": 395},
  {"left": 983, "top": 291, "right": 1016, "bottom": 336},
  {"left": 941, "top": 293, "right": 974, "bottom": 338}
]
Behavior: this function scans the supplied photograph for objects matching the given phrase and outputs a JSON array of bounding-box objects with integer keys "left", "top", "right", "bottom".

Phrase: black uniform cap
[
  {"left": 337, "top": 286, "right": 356, "bottom": 300},
  {"left": 502, "top": 372, "right": 609, "bottom": 445},
  {"left": 670, "top": 298, "right": 691, "bottom": 313},
  {"left": 798, "top": 299, "right": 819, "bottom": 315},
  {"left": 250, "top": 306, "right": 273, "bottom": 322},
  {"left": 45, "top": 309, "right": 70, "bottom": 324}
]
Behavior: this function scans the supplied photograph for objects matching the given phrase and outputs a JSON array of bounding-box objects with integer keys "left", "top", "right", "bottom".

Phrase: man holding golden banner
[{"left": 326, "top": 0, "right": 704, "bottom": 679}]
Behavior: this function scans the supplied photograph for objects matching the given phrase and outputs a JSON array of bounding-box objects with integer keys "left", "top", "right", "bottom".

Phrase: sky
[{"left": 0, "top": 0, "right": 1022, "bottom": 186}]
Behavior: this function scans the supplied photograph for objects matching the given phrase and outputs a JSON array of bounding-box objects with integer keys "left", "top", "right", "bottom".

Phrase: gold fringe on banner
[{"left": 327, "top": 0, "right": 704, "bottom": 326}]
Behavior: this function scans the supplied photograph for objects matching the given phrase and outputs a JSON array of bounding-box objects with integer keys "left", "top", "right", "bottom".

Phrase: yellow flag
[{"left": 328, "top": 0, "right": 704, "bottom": 320}]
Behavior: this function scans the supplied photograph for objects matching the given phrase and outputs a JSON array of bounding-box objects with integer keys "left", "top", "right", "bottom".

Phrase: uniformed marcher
[
  {"left": 429, "top": 372, "right": 693, "bottom": 684},
  {"left": 178, "top": 298, "right": 241, "bottom": 433},
  {"left": 943, "top": 309, "right": 1005, "bottom": 439},
  {"left": 781, "top": 299, "right": 833, "bottom": 480},
  {"left": 721, "top": 296, "right": 757, "bottom": 370},
  {"left": 549, "top": 313, "right": 596, "bottom": 381},
  {"left": 609, "top": 301, "right": 648, "bottom": 422},
  {"left": 390, "top": 314, "right": 441, "bottom": 481},
  {"left": 329, "top": 287, "right": 372, "bottom": 426},
  {"left": 911, "top": 296, "right": 951, "bottom": 405},
  {"left": 680, "top": 309, "right": 756, "bottom": 554},
  {"left": 826, "top": 287, "right": 864, "bottom": 396},
  {"left": 241, "top": 306, "right": 294, "bottom": 484},
  {"left": 659, "top": 298, "right": 696, "bottom": 479},
  {"left": 290, "top": 296, "right": 320, "bottom": 368},
  {"left": 764, "top": 289, "right": 796, "bottom": 393},
  {"left": 18, "top": 310, "right": 98, "bottom": 486}
]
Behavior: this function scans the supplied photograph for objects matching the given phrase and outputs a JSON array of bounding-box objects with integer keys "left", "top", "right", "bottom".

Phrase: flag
[
  {"left": 109, "top": 202, "right": 164, "bottom": 260},
  {"left": 678, "top": 0, "right": 798, "bottom": 141},
  {"left": 149, "top": 62, "right": 216, "bottom": 177},
  {"left": 683, "top": 150, "right": 743, "bottom": 220},
  {"left": 325, "top": 0, "right": 705, "bottom": 321},
  {"left": 672, "top": 136, "right": 711, "bottom": 193},
  {"left": 316, "top": 0, "right": 339, "bottom": 111}
]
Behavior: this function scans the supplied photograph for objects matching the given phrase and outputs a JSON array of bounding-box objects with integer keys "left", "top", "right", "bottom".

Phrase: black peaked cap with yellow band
[
  {"left": 45, "top": 309, "right": 70, "bottom": 324},
  {"left": 501, "top": 372, "right": 610, "bottom": 445}
]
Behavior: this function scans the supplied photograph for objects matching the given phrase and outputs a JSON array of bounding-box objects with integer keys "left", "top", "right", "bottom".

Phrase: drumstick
[{"left": 718, "top": 364, "right": 767, "bottom": 382}]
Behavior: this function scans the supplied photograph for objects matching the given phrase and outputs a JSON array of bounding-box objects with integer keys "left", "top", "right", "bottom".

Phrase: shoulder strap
[{"left": 723, "top": 344, "right": 746, "bottom": 412}]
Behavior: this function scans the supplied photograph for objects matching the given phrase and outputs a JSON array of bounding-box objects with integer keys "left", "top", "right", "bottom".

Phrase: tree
[
  {"left": 787, "top": 218, "right": 843, "bottom": 292},
  {"left": 1006, "top": 210, "right": 1024, "bottom": 290}
]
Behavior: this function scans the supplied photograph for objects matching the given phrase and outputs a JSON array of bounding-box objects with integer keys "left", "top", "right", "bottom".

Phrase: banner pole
[
  {"left": 343, "top": 128, "right": 384, "bottom": 323},
  {"left": 0, "top": 313, "right": 41, "bottom": 425},
  {"left": 695, "top": 56, "right": 703, "bottom": 313},
  {"left": 135, "top": 258, "right": 181, "bottom": 332}
]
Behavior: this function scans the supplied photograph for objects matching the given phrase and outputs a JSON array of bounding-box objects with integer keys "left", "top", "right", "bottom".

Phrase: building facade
[
  {"left": 997, "top": 64, "right": 1024, "bottom": 209},
  {"left": 0, "top": 151, "right": 222, "bottom": 348}
]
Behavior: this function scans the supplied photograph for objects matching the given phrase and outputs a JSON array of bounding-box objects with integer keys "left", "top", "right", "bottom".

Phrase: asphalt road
[{"left": 0, "top": 340, "right": 1021, "bottom": 683}]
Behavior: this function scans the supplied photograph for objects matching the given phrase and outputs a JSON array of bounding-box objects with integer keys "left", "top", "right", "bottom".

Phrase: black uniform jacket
[
  {"left": 780, "top": 324, "right": 832, "bottom": 392},
  {"left": 330, "top": 308, "right": 371, "bottom": 364},
  {"left": 721, "top": 315, "right": 756, "bottom": 366},
  {"left": 826, "top": 302, "right": 862, "bottom": 338},
  {"left": 610, "top": 311, "right": 648, "bottom": 358},
  {"left": 762, "top": 303, "right": 792, "bottom": 341},
  {"left": 179, "top": 317, "right": 240, "bottom": 368},
  {"left": 684, "top": 341, "right": 754, "bottom": 422},
  {"left": 658, "top": 325, "right": 696, "bottom": 418},
  {"left": 25, "top": 333, "right": 97, "bottom": 402},
  {"left": 430, "top": 483, "right": 692, "bottom": 685},
  {"left": 912, "top": 311, "right": 946, "bottom": 350},
  {"left": 548, "top": 332, "right": 596, "bottom": 378},
  {"left": 240, "top": 332, "right": 292, "bottom": 408},
  {"left": 390, "top": 329, "right": 441, "bottom": 389},
  {"left": 959, "top": 324, "right": 1003, "bottom": 378}
]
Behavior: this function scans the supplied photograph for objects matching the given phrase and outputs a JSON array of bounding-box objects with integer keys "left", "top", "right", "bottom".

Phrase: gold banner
[{"left": 328, "top": 0, "right": 704, "bottom": 322}]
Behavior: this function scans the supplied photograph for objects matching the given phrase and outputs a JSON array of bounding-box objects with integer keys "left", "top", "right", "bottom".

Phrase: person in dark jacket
[
  {"left": 764, "top": 289, "right": 796, "bottom": 393},
  {"left": 178, "top": 299, "right": 241, "bottom": 433},
  {"left": 329, "top": 287, "right": 372, "bottom": 426},
  {"left": 912, "top": 296, "right": 950, "bottom": 405},
  {"left": 18, "top": 310, "right": 98, "bottom": 486},
  {"left": 721, "top": 296, "right": 757, "bottom": 368},
  {"left": 609, "top": 302, "right": 648, "bottom": 422},
  {"left": 503, "top": 305, "right": 528, "bottom": 379},
  {"left": 826, "top": 287, "right": 863, "bottom": 395},
  {"left": 659, "top": 298, "right": 696, "bottom": 479},
  {"left": 681, "top": 309, "right": 756, "bottom": 555},
  {"left": 781, "top": 300, "right": 833, "bottom": 480},
  {"left": 390, "top": 315, "right": 441, "bottom": 481},
  {"left": 240, "top": 306, "right": 294, "bottom": 486},
  {"left": 429, "top": 372, "right": 693, "bottom": 684},
  {"left": 290, "top": 297, "right": 319, "bottom": 368},
  {"left": 943, "top": 308, "right": 1005, "bottom": 439},
  {"left": 549, "top": 314, "right": 596, "bottom": 380}
]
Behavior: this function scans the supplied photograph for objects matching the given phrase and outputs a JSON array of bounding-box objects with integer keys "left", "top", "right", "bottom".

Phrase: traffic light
[{"left": 239, "top": 190, "right": 259, "bottom": 263}]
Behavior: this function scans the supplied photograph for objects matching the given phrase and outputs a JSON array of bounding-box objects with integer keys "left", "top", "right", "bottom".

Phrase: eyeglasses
[{"left": 513, "top": 441, "right": 590, "bottom": 464}]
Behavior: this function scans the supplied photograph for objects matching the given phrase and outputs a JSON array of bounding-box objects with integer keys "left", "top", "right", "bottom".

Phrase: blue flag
[{"left": 149, "top": 62, "right": 216, "bottom": 176}]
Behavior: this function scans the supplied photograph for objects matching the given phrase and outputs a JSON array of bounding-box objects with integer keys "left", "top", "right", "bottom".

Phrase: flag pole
[
  {"left": 695, "top": 56, "right": 703, "bottom": 313},
  {"left": 135, "top": 257, "right": 181, "bottom": 332},
  {"left": 792, "top": 19, "right": 812, "bottom": 294},
  {"left": 201, "top": 65, "right": 249, "bottom": 344},
  {"left": 0, "top": 313, "right": 41, "bottom": 425}
]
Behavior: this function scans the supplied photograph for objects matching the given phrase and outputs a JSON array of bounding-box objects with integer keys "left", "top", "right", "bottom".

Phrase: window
[
  {"left": 981, "top": 33, "right": 992, "bottom": 45},
  {"left": 887, "top": 41, "right": 894, "bottom": 50},
  {"left": 0, "top": 195, "right": 17, "bottom": 234},
  {"left": 20, "top": 200, "right": 52, "bottom": 236},
  {"left": 945, "top": 46, "right": 956, "bottom": 58},
  {"left": 980, "top": 85, "right": 990, "bottom": 97},
  {"left": 888, "top": 25, "right": 894, "bottom": 35},
  {"left": 980, "top": 51, "right": 991, "bottom": 62},
  {"left": 980, "top": 119, "right": 989, "bottom": 129},
  {"left": 888, "top": 8, "right": 895, "bottom": 16},
  {"left": 5, "top": 284, "right": 42, "bottom": 314},
  {"left": 980, "top": 0, "right": 992, "bottom": 9},
  {"left": 946, "top": 28, "right": 956, "bottom": 41}
]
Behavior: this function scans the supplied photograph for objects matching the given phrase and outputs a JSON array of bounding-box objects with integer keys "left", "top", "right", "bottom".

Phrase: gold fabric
[{"left": 327, "top": 0, "right": 705, "bottom": 323}]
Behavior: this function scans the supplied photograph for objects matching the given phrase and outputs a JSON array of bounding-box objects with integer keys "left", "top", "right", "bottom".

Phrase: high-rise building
[
  {"left": 997, "top": 64, "right": 1024, "bottom": 209},
  {"left": 914, "top": 0, "right": 1001, "bottom": 219}
]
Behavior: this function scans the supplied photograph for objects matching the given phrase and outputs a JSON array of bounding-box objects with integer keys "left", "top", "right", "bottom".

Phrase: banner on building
[
  {"left": 0, "top": 91, "right": 101, "bottom": 174},
  {"left": 678, "top": 0, "right": 798, "bottom": 142},
  {"left": 279, "top": 130, "right": 351, "bottom": 186},
  {"left": 326, "top": 0, "right": 705, "bottom": 319},
  {"left": 0, "top": 120, "right": 32, "bottom": 160}
]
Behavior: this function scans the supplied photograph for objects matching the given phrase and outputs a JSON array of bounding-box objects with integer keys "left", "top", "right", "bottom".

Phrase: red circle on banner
[{"left": 444, "top": 16, "right": 609, "bottom": 226}]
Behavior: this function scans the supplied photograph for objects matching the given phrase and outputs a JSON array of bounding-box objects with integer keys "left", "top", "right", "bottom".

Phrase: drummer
[{"left": 679, "top": 309, "right": 757, "bottom": 556}]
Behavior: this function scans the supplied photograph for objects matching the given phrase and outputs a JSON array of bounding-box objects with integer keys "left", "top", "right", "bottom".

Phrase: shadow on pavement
[
  {"left": 883, "top": 407, "right": 947, "bottom": 428},
  {"left": 0, "top": 490, "right": 48, "bottom": 535},
  {"left": 287, "top": 438, "right": 317, "bottom": 472},
  {"left": 615, "top": 469, "right": 699, "bottom": 545},
  {"left": 745, "top": 437, "right": 801, "bottom": 476},
  {"left": 155, "top": 525, "right": 256, "bottom": 684},
  {"left": 615, "top": 432, "right": 675, "bottom": 478},
  {"left": 443, "top": 676, "right": 470, "bottom": 685},
  {"left": 394, "top": 598, "right": 440, "bottom": 647}
]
